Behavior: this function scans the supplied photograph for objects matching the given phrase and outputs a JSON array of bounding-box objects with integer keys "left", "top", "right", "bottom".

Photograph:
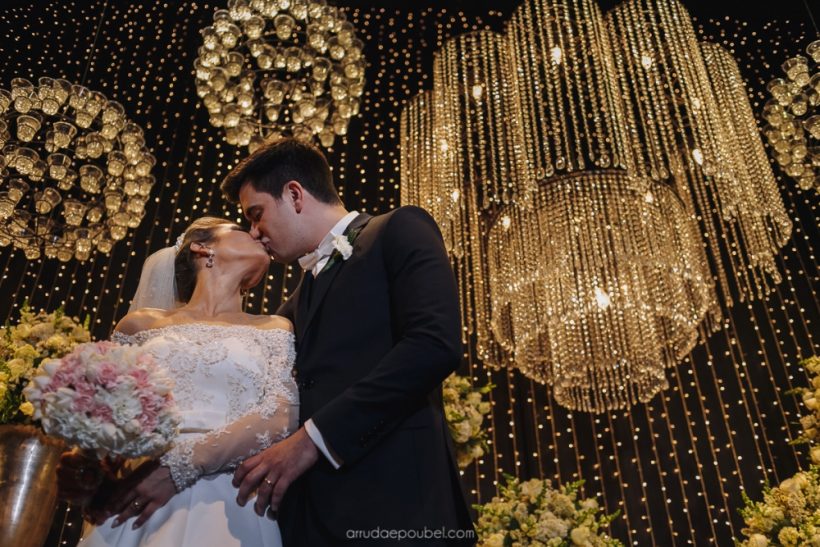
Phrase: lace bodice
[{"left": 111, "top": 323, "right": 298, "bottom": 491}]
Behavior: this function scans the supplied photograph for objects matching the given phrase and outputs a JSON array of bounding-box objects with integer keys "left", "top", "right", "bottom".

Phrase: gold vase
[{"left": 0, "top": 424, "right": 64, "bottom": 547}]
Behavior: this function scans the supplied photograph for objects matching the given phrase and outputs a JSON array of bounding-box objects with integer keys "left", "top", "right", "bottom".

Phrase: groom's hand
[{"left": 233, "top": 426, "right": 319, "bottom": 517}]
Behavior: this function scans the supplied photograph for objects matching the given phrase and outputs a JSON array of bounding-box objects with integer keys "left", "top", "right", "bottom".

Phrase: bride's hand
[{"left": 110, "top": 460, "right": 177, "bottom": 530}]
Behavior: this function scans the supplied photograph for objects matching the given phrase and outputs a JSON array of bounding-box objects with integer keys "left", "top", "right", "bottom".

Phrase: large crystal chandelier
[
  {"left": 763, "top": 39, "right": 819, "bottom": 193},
  {"left": 194, "top": 0, "right": 365, "bottom": 151},
  {"left": 400, "top": 0, "right": 791, "bottom": 412},
  {"left": 0, "top": 77, "right": 156, "bottom": 262}
]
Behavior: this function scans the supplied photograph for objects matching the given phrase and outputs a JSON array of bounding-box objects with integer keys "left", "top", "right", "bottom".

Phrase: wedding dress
[{"left": 79, "top": 323, "right": 298, "bottom": 547}]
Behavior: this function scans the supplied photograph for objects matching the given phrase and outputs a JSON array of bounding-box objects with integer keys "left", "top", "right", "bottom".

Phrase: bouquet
[
  {"left": 24, "top": 341, "right": 179, "bottom": 459},
  {"left": 0, "top": 302, "right": 91, "bottom": 424},
  {"left": 443, "top": 373, "right": 493, "bottom": 468},
  {"left": 475, "top": 475, "right": 622, "bottom": 547}
]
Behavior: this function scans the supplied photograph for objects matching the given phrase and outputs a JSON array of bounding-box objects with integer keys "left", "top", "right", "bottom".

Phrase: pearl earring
[{"left": 206, "top": 248, "right": 215, "bottom": 268}]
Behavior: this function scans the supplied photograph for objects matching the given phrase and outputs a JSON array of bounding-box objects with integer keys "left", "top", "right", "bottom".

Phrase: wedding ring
[
  {"left": 263, "top": 478, "right": 273, "bottom": 486},
  {"left": 133, "top": 500, "right": 141, "bottom": 509}
]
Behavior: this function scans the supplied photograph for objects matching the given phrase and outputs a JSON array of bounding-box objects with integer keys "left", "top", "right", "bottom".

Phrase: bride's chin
[{"left": 241, "top": 267, "right": 266, "bottom": 290}]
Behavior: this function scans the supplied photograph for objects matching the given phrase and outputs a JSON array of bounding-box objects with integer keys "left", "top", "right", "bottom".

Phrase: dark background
[{"left": 0, "top": 0, "right": 817, "bottom": 545}]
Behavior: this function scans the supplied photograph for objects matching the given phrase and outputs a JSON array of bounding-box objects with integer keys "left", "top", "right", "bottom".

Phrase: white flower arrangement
[
  {"left": 738, "top": 467, "right": 820, "bottom": 546},
  {"left": 443, "top": 373, "right": 493, "bottom": 468},
  {"left": 475, "top": 475, "right": 622, "bottom": 547},
  {"left": 738, "top": 355, "right": 820, "bottom": 546},
  {"left": 791, "top": 356, "right": 820, "bottom": 463},
  {"left": 0, "top": 302, "right": 91, "bottom": 425}
]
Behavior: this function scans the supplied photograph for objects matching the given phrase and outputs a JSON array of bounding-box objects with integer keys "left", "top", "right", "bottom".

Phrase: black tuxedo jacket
[{"left": 276, "top": 206, "right": 475, "bottom": 546}]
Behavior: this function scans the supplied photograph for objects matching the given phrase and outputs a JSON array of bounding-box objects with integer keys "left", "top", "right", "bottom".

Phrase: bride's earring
[{"left": 206, "top": 248, "right": 215, "bottom": 268}]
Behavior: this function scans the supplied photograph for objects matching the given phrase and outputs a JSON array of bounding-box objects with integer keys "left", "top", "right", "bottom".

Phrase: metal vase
[{"left": 0, "top": 424, "right": 64, "bottom": 547}]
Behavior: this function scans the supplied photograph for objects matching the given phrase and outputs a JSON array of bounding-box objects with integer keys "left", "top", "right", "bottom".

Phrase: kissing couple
[{"left": 59, "top": 138, "right": 476, "bottom": 546}]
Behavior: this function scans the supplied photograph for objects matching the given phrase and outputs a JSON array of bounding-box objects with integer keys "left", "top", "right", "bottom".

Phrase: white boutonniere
[
  {"left": 331, "top": 234, "right": 353, "bottom": 260},
  {"left": 320, "top": 227, "right": 362, "bottom": 274}
]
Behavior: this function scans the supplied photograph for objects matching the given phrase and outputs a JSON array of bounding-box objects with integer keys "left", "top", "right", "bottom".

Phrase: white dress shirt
[{"left": 299, "top": 210, "right": 359, "bottom": 469}]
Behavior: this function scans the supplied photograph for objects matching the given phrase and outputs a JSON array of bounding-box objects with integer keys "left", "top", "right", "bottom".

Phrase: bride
[{"left": 60, "top": 216, "right": 297, "bottom": 546}]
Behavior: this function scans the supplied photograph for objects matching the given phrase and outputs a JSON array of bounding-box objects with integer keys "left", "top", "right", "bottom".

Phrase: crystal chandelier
[
  {"left": 194, "top": 0, "right": 365, "bottom": 151},
  {"left": 763, "top": 39, "right": 819, "bottom": 193},
  {"left": 0, "top": 77, "right": 156, "bottom": 262},
  {"left": 486, "top": 172, "right": 716, "bottom": 411},
  {"left": 401, "top": 0, "right": 791, "bottom": 412}
]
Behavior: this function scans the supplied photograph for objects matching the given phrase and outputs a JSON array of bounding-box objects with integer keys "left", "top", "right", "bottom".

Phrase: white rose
[
  {"left": 747, "top": 534, "right": 769, "bottom": 547},
  {"left": 580, "top": 497, "right": 599, "bottom": 511},
  {"left": 483, "top": 532, "right": 506, "bottom": 547},
  {"left": 331, "top": 234, "right": 353, "bottom": 260},
  {"left": 456, "top": 420, "right": 473, "bottom": 442},
  {"left": 570, "top": 526, "right": 591, "bottom": 545},
  {"left": 780, "top": 478, "right": 800, "bottom": 494},
  {"left": 520, "top": 479, "right": 544, "bottom": 500}
]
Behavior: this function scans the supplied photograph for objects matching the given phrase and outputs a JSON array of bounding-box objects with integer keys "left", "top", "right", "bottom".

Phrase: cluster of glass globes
[
  {"left": 0, "top": 77, "right": 156, "bottom": 262},
  {"left": 764, "top": 39, "right": 820, "bottom": 192},
  {"left": 194, "top": 0, "right": 365, "bottom": 151}
]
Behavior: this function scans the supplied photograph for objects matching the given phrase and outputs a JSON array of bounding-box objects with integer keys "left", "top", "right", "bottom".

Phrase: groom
[{"left": 221, "top": 138, "right": 475, "bottom": 545}]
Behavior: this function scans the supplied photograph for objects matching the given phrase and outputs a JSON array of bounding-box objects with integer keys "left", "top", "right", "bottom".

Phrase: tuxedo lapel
[
  {"left": 294, "top": 271, "right": 313, "bottom": 338},
  {"left": 300, "top": 212, "right": 372, "bottom": 336}
]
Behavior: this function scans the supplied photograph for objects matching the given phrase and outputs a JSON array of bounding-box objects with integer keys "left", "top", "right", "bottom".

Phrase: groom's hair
[{"left": 220, "top": 138, "right": 342, "bottom": 205}]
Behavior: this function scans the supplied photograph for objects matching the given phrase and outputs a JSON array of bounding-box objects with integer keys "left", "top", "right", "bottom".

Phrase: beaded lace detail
[{"left": 112, "top": 323, "right": 298, "bottom": 491}]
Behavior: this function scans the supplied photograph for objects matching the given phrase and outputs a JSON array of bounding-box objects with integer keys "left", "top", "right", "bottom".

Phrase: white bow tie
[{"left": 298, "top": 237, "right": 335, "bottom": 272}]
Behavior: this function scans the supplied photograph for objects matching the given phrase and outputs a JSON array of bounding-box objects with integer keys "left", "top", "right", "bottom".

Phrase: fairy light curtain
[{"left": 0, "top": 2, "right": 816, "bottom": 545}]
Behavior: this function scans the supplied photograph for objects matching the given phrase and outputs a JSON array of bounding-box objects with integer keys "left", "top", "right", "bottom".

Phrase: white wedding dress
[{"left": 79, "top": 323, "right": 298, "bottom": 547}]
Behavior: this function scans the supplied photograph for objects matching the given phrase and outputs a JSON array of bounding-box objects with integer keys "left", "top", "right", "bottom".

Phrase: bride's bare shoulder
[
  {"left": 251, "top": 314, "right": 294, "bottom": 333},
  {"left": 114, "top": 308, "right": 172, "bottom": 335}
]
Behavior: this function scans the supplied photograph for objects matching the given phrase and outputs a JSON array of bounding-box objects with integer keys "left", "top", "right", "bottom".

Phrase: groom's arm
[{"left": 308, "top": 206, "right": 462, "bottom": 466}]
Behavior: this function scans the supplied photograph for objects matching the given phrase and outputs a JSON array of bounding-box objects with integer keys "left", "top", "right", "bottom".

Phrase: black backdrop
[{"left": 0, "top": 1, "right": 817, "bottom": 545}]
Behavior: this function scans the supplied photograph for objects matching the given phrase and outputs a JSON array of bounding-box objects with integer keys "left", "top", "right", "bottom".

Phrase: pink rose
[{"left": 96, "top": 362, "right": 120, "bottom": 388}]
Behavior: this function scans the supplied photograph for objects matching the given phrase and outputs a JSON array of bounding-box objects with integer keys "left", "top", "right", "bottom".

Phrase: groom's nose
[{"left": 249, "top": 225, "right": 261, "bottom": 239}]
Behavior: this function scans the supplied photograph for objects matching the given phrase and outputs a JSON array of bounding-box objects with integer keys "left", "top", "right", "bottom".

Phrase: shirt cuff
[{"left": 305, "top": 418, "right": 342, "bottom": 469}]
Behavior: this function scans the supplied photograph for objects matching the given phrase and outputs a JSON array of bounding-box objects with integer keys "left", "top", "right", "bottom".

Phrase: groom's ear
[{"left": 284, "top": 180, "right": 305, "bottom": 214}]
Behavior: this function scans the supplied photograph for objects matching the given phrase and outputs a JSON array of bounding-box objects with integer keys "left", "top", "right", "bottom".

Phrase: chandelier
[
  {"left": 0, "top": 77, "right": 156, "bottom": 262},
  {"left": 401, "top": 0, "right": 791, "bottom": 412},
  {"left": 194, "top": 0, "right": 365, "bottom": 151},
  {"left": 486, "top": 172, "right": 715, "bottom": 411},
  {"left": 763, "top": 39, "right": 819, "bottom": 193}
]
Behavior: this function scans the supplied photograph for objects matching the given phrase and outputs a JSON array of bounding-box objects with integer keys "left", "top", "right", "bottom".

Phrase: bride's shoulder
[
  {"left": 114, "top": 308, "right": 173, "bottom": 335},
  {"left": 246, "top": 314, "right": 293, "bottom": 334}
]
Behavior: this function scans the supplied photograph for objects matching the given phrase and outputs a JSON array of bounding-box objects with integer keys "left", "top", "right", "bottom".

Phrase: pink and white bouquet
[{"left": 23, "top": 341, "right": 179, "bottom": 459}]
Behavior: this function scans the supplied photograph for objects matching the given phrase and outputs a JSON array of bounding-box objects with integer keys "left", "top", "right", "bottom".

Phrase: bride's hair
[{"left": 175, "top": 216, "right": 233, "bottom": 302}]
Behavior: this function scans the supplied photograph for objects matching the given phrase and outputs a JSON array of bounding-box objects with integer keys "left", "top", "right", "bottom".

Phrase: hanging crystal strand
[
  {"left": 607, "top": 0, "right": 791, "bottom": 305},
  {"left": 505, "top": 0, "right": 634, "bottom": 179},
  {"left": 700, "top": 42, "right": 792, "bottom": 278}
]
